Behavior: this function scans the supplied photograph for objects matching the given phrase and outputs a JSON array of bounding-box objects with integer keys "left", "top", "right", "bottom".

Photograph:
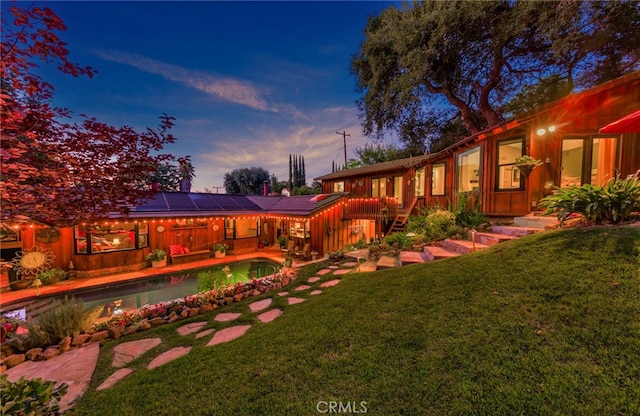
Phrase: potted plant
[
  {"left": 37, "top": 268, "right": 66, "bottom": 285},
  {"left": 213, "top": 243, "right": 228, "bottom": 258},
  {"left": 277, "top": 235, "right": 288, "bottom": 249},
  {"left": 514, "top": 155, "right": 543, "bottom": 177},
  {"left": 145, "top": 249, "right": 167, "bottom": 268}
]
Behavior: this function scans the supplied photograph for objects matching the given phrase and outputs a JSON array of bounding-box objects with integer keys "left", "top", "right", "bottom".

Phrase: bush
[
  {"left": 7, "top": 321, "right": 51, "bottom": 353},
  {"left": 539, "top": 171, "right": 640, "bottom": 225},
  {"left": 0, "top": 374, "right": 68, "bottom": 416},
  {"left": 197, "top": 269, "right": 228, "bottom": 292},
  {"left": 32, "top": 297, "right": 102, "bottom": 344},
  {"left": 454, "top": 192, "right": 487, "bottom": 228},
  {"left": 383, "top": 232, "right": 413, "bottom": 253},
  {"left": 408, "top": 209, "right": 458, "bottom": 243},
  {"left": 37, "top": 268, "right": 66, "bottom": 285}
]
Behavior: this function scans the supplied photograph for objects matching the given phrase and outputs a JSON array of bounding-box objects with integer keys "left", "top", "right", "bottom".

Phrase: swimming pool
[{"left": 2, "top": 258, "right": 281, "bottom": 321}]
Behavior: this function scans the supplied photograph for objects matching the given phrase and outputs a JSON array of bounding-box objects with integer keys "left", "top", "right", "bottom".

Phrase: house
[
  {"left": 3, "top": 192, "right": 379, "bottom": 278},
  {"left": 316, "top": 71, "right": 640, "bottom": 225}
]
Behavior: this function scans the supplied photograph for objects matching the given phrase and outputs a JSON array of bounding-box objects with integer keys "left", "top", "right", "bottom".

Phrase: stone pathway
[{"left": 3, "top": 262, "right": 359, "bottom": 412}]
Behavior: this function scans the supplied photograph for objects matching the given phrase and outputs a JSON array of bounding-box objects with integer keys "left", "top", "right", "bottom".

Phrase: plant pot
[
  {"left": 214, "top": 250, "right": 226, "bottom": 259},
  {"left": 10, "top": 280, "right": 34, "bottom": 291},
  {"left": 284, "top": 257, "right": 293, "bottom": 267},
  {"left": 310, "top": 251, "right": 318, "bottom": 261},
  {"left": 151, "top": 258, "right": 167, "bottom": 268},
  {"left": 517, "top": 165, "right": 535, "bottom": 177}
]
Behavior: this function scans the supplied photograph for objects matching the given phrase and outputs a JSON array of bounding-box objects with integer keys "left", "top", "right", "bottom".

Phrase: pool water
[{"left": 2, "top": 258, "right": 281, "bottom": 321}]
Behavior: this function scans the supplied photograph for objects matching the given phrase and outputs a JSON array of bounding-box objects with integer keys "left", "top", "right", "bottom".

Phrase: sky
[{"left": 5, "top": 0, "right": 401, "bottom": 192}]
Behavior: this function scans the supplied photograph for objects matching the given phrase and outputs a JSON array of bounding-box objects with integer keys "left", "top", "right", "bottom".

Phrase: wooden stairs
[{"left": 386, "top": 197, "right": 419, "bottom": 236}]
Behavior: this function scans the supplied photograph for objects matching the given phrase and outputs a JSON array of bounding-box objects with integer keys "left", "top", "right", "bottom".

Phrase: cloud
[
  {"left": 96, "top": 51, "right": 270, "bottom": 111},
  {"left": 189, "top": 106, "right": 373, "bottom": 191}
]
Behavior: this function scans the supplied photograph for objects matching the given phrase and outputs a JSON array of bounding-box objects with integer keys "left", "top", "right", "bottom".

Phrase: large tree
[
  {"left": 1, "top": 5, "right": 176, "bottom": 227},
  {"left": 223, "top": 167, "right": 270, "bottom": 195},
  {"left": 352, "top": 0, "right": 640, "bottom": 148}
]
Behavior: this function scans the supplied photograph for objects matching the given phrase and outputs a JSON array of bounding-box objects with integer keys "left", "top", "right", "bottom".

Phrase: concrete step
[
  {"left": 443, "top": 239, "right": 489, "bottom": 254},
  {"left": 473, "top": 231, "right": 518, "bottom": 246},
  {"left": 489, "top": 225, "right": 542, "bottom": 237},
  {"left": 400, "top": 251, "right": 428, "bottom": 264},
  {"left": 423, "top": 245, "right": 462, "bottom": 261},
  {"left": 376, "top": 255, "right": 402, "bottom": 269},
  {"left": 513, "top": 215, "right": 558, "bottom": 229}
]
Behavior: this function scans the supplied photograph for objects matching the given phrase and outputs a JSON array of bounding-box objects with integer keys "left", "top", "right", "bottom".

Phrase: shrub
[
  {"left": 408, "top": 209, "right": 458, "bottom": 243},
  {"left": 454, "top": 192, "right": 487, "bottom": 228},
  {"left": 539, "top": 171, "right": 640, "bottom": 225},
  {"left": 37, "top": 268, "right": 66, "bottom": 285},
  {"left": 197, "top": 269, "right": 229, "bottom": 292},
  {"left": 0, "top": 374, "right": 68, "bottom": 416},
  {"left": 383, "top": 232, "right": 413, "bottom": 253},
  {"left": 7, "top": 321, "right": 51, "bottom": 353},
  {"left": 33, "top": 297, "right": 102, "bottom": 344}
]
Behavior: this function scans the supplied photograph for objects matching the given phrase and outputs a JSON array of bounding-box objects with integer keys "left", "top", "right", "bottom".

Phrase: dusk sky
[{"left": 6, "top": 1, "right": 401, "bottom": 192}]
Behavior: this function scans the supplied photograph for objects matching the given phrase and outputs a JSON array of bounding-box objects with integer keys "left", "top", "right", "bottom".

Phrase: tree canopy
[
  {"left": 1, "top": 5, "right": 177, "bottom": 227},
  {"left": 223, "top": 167, "right": 270, "bottom": 195},
  {"left": 352, "top": 0, "right": 640, "bottom": 150}
]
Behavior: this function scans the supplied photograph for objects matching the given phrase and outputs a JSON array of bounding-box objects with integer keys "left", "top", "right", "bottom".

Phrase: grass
[{"left": 67, "top": 225, "right": 640, "bottom": 415}]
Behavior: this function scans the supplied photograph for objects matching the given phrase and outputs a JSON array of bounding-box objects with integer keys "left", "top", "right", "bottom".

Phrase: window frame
[
  {"left": 456, "top": 145, "right": 482, "bottom": 193},
  {"left": 430, "top": 163, "right": 446, "bottom": 196},
  {"left": 495, "top": 137, "right": 525, "bottom": 191}
]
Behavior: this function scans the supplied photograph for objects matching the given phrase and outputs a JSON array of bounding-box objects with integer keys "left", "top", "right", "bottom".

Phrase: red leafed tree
[{"left": 1, "top": 5, "right": 176, "bottom": 227}]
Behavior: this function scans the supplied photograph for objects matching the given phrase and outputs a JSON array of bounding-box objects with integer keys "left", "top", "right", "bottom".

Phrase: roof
[
  {"left": 429, "top": 70, "right": 640, "bottom": 158},
  {"left": 120, "top": 191, "right": 347, "bottom": 219},
  {"left": 314, "top": 154, "right": 430, "bottom": 181}
]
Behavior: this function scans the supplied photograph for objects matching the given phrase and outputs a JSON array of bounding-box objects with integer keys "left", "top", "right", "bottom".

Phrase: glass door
[
  {"left": 393, "top": 176, "right": 403, "bottom": 208},
  {"left": 561, "top": 139, "right": 584, "bottom": 188}
]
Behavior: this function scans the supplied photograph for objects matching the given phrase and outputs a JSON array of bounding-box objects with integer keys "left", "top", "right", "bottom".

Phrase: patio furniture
[{"left": 294, "top": 243, "right": 310, "bottom": 261}]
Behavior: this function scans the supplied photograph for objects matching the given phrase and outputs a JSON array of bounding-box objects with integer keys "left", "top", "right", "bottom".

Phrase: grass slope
[{"left": 69, "top": 226, "right": 640, "bottom": 415}]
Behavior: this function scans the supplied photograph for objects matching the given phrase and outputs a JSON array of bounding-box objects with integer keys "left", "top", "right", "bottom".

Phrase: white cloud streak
[{"left": 96, "top": 51, "right": 270, "bottom": 111}]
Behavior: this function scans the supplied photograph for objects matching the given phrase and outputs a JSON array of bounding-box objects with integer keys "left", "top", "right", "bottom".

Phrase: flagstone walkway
[{"left": 3, "top": 264, "right": 354, "bottom": 413}]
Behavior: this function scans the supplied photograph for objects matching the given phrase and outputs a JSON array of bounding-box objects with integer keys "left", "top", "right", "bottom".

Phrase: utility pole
[{"left": 336, "top": 130, "right": 350, "bottom": 166}]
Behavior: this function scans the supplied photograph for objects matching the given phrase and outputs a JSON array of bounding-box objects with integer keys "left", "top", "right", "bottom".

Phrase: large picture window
[
  {"left": 496, "top": 138, "right": 524, "bottom": 190},
  {"left": 75, "top": 222, "right": 147, "bottom": 254},
  {"left": 371, "top": 177, "right": 386, "bottom": 197},
  {"left": 456, "top": 146, "right": 481, "bottom": 192},
  {"left": 431, "top": 163, "right": 446, "bottom": 196},
  {"left": 225, "top": 218, "right": 261, "bottom": 239}
]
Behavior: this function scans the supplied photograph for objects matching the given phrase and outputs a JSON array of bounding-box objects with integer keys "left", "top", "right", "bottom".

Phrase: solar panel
[{"left": 164, "top": 193, "right": 198, "bottom": 211}]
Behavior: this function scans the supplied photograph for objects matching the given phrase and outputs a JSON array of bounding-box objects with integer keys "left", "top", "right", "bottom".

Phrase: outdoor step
[
  {"left": 489, "top": 225, "right": 542, "bottom": 237},
  {"left": 423, "top": 245, "right": 461, "bottom": 261},
  {"left": 473, "top": 231, "right": 518, "bottom": 246},
  {"left": 443, "top": 239, "right": 489, "bottom": 254},
  {"left": 514, "top": 215, "right": 558, "bottom": 229},
  {"left": 400, "top": 251, "right": 428, "bottom": 264},
  {"left": 376, "top": 255, "right": 401, "bottom": 269}
]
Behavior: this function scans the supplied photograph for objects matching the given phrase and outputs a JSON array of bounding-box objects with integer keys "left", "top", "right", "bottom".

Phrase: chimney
[{"left": 263, "top": 181, "right": 269, "bottom": 196}]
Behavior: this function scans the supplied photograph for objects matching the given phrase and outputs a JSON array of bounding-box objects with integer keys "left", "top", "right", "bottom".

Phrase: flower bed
[{"left": 0, "top": 268, "right": 298, "bottom": 371}]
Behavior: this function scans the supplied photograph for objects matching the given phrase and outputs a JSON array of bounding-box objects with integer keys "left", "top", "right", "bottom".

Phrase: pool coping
[{"left": 0, "top": 251, "right": 289, "bottom": 310}]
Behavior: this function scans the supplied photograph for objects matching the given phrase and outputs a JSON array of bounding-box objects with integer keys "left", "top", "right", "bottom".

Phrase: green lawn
[{"left": 68, "top": 225, "right": 640, "bottom": 415}]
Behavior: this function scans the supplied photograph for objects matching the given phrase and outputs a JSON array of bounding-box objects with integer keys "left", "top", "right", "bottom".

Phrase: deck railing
[{"left": 342, "top": 197, "right": 398, "bottom": 222}]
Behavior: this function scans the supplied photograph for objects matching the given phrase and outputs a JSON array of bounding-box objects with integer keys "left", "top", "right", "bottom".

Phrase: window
[
  {"left": 225, "top": 218, "right": 261, "bottom": 239},
  {"left": 333, "top": 182, "right": 344, "bottom": 192},
  {"left": 496, "top": 139, "right": 524, "bottom": 190},
  {"left": 415, "top": 167, "right": 425, "bottom": 197},
  {"left": 431, "top": 163, "right": 446, "bottom": 196},
  {"left": 75, "top": 222, "right": 146, "bottom": 254},
  {"left": 457, "top": 146, "right": 481, "bottom": 192},
  {"left": 393, "top": 176, "right": 403, "bottom": 207},
  {"left": 371, "top": 177, "right": 386, "bottom": 197},
  {"left": 561, "top": 136, "right": 617, "bottom": 188}
]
